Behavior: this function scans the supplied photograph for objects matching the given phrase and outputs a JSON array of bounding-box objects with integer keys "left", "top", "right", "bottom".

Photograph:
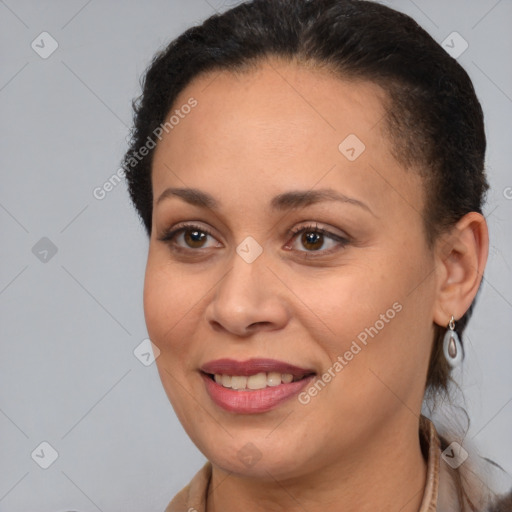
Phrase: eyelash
[
  {"left": 285, "top": 223, "right": 349, "bottom": 255},
  {"left": 158, "top": 222, "right": 350, "bottom": 257}
]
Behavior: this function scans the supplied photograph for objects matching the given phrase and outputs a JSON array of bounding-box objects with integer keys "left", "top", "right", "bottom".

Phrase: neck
[{"left": 207, "top": 416, "right": 428, "bottom": 512}]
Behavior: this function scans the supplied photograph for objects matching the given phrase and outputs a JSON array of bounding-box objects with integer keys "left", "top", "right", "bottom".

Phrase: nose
[{"left": 204, "top": 248, "right": 290, "bottom": 337}]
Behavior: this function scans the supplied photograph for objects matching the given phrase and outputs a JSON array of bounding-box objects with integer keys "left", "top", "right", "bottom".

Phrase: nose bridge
[
  {"left": 218, "top": 241, "right": 269, "bottom": 309},
  {"left": 206, "top": 238, "right": 289, "bottom": 335}
]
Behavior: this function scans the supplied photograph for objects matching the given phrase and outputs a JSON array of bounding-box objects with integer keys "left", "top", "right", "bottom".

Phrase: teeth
[
  {"left": 247, "top": 372, "right": 267, "bottom": 390},
  {"left": 231, "top": 376, "right": 247, "bottom": 390},
  {"left": 267, "top": 372, "right": 282, "bottom": 387},
  {"left": 221, "top": 374, "right": 232, "bottom": 388},
  {"left": 212, "top": 372, "right": 299, "bottom": 390}
]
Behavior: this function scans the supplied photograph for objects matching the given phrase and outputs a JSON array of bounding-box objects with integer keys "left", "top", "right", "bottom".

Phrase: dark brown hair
[{"left": 122, "top": 1, "right": 491, "bottom": 508}]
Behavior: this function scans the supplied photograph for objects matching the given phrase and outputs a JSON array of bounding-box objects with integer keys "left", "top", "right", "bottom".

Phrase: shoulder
[
  {"left": 431, "top": 417, "right": 512, "bottom": 512},
  {"left": 165, "top": 461, "right": 212, "bottom": 512}
]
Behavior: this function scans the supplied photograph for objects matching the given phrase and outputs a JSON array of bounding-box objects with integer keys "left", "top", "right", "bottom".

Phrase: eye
[
  {"left": 285, "top": 223, "right": 349, "bottom": 254},
  {"left": 157, "top": 223, "right": 222, "bottom": 250},
  {"left": 157, "top": 221, "right": 349, "bottom": 257}
]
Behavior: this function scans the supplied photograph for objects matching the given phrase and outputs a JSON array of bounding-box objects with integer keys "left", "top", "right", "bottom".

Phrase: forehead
[
  {"left": 155, "top": 59, "right": 387, "bottom": 159},
  {"left": 151, "top": 59, "right": 423, "bottom": 216}
]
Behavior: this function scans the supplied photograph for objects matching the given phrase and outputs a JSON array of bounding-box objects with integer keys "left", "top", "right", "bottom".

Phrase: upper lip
[{"left": 201, "top": 358, "right": 316, "bottom": 377}]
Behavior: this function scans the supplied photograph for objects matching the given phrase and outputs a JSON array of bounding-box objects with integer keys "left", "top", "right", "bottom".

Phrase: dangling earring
[{"left": 443, "top": 315, "right": 462, "bottom": 367}]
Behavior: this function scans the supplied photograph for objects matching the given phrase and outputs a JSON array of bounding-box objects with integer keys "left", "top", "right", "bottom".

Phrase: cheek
[
  {"left": 301, "top": 252, "right": 429, "bottom": 388},
  {"left": 143, "top": 263, "right": 167, "bottom": 342},
  {"left": 289, "top": 258, "right": 400, "bottom": 354},
  {"left": 327, "top": 258, "right": 434, "bottom": 412},
  {"left": 143, "top": 257, "right": 196, "bottom": 352}
]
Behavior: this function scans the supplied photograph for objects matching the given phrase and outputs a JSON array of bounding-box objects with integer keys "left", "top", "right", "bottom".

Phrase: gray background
[{"left": 0, "top": 0, "right": 511, "bottom": 510}]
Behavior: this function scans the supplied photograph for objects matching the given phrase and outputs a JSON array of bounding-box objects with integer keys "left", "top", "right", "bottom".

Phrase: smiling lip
[
  {"left": 200, "top": 358, "right": 316, "bottom": 414},
  {"left": 201, "top": 358, "right": 314, "bottom": 377}
]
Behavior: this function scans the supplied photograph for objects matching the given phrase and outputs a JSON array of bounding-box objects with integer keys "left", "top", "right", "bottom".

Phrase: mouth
[
  {"left": 200, "top": 358, "right": 316, "bottom": 413},
  {"left": 201, "top": 371, "right": 314, "bottom": 390}
]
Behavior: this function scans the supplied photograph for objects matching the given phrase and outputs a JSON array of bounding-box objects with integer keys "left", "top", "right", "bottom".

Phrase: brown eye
[
  {"left": 301, "top": 231, "right": 324, "bottom": 251},
  {"left": 286, "top": 223, "right": 350, "bottom": 255},
  {"left": 183, "top": 229, "right": 208, "bottom": 248},
  {"left": 158, "top": 223, "right": 222, "bottom": 251}
]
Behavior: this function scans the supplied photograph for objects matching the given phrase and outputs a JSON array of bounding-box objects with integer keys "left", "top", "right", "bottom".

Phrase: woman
[{"left": 122, "top": 0, "right": 511, "bottom": 510}]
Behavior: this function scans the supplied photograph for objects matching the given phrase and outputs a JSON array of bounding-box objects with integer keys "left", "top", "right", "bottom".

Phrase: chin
[
  {"left": 201, "top": 433, "right": 315, "bottom": 480},
  {"left": 212, "top": 450, "right": 304, "bottom": 480}
]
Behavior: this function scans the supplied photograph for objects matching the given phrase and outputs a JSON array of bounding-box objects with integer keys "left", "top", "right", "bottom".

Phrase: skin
[{"left": 144, "top": 57, "right": 488, "bottom": 512}]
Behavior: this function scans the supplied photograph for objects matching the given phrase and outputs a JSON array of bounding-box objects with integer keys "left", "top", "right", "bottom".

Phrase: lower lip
[{"left": 201, "top": 373, "right": 315, "bottom": 414}]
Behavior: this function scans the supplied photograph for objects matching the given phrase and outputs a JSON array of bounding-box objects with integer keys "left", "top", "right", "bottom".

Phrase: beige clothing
[{"left": 165, "top": 416, "right": 511, "bottom": 511}]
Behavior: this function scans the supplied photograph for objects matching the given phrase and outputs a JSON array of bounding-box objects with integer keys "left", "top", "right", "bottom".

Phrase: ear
[{"left": 432, "top": 211, "right": 489, "bottom": 327}]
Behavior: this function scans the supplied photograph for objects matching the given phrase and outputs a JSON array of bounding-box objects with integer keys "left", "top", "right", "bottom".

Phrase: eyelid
[
  {"left": 157, "top": 222, "right": 222, "bottom": 246},
  {"left": 158, "top": 221, "right": 350, "bottom": 255},
  {"left": 285, "top": 222, "right": 349, "bottom": 241},
  {"left": 158, "top": 220, "right": 211, "bottom": 237},
  {"left": 284, "top": 222, "right": 350, "bottom": 253}
]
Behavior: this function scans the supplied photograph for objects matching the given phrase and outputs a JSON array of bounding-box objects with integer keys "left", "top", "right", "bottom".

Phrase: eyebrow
[{"left": 156, "top": 187, "right": 374, "bottom": 215}]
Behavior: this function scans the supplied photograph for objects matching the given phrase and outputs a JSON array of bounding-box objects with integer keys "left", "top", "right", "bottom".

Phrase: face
[{"left": 144, "top": 59, "right": 438, "bottom": 480}]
